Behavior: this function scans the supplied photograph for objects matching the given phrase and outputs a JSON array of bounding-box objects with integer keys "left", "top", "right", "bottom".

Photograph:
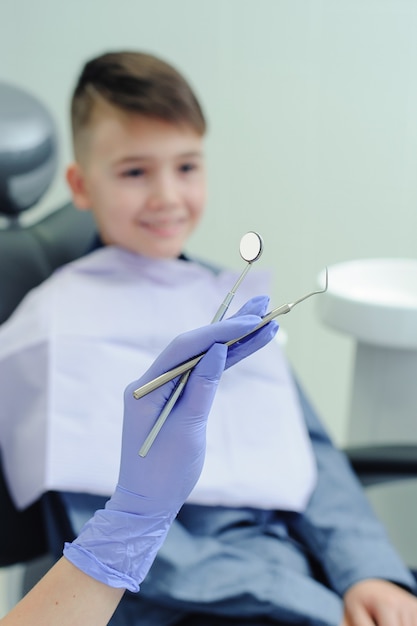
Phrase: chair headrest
[{"left": 0, "top": 82, "right": 58, "bottom": 216}]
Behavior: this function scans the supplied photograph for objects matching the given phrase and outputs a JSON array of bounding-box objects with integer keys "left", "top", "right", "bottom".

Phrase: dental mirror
[
  {"left": 239, "top": 231, "right": 263, "bottom": 264},
  {"left": 137, "top": 231, "right": 264, "bottom": 456},
  {"left": 210, "top": 231, "right": 263, "bottom": 324}
]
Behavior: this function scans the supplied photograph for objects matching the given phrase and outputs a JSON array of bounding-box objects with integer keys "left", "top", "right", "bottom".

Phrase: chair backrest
[
  {"left": 0, "top": 203, "right": 96, "bottom": 565},
  {"left": 0, "top": 82, "right": 96, "bottom": 564},
  {"left": 0, "top": 201, "right": 96, "bottom": 324}
]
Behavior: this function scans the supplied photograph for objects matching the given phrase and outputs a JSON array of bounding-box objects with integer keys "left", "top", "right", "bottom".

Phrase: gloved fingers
[
  {"left": 131, "top": 312, "right": 265, "bottom": 389},
  {"left": 189, "top": 342, "right": 228, "bottom": 383},
  {"left": 122, "top": 344, "right": 226, "bottom": 442},
  {"left": 228, "top": 294, "right": 270, "bottom": 319},
  {"left": 178, "top": 343, "right": 228, "bottom": 417},
  {"left": 225, "top": 320, "right": 279, "bottom": 369},
  {"left": 123, "top": 339, "right": 245, "bottom": 448},
  {"left": 224, "top": 294, "right": 278, "bottom": 368}
]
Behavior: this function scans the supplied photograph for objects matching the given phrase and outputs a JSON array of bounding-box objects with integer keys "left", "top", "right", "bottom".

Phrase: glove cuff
[{"left": 63, "top": 508, "right": 176, "bottom": 592}]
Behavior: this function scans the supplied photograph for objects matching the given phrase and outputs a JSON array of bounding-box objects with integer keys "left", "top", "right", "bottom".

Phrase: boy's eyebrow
[
  {"left": 177, "top": 151, "right": 204, "bottom": 159},
  {"left": 114, "top": 151, "right": 204, "bottom": 165}
]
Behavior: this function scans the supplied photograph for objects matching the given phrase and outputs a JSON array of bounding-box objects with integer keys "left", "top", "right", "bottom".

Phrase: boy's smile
[{"left": 67, "top": 109, "right": 206, "bottom": 258}]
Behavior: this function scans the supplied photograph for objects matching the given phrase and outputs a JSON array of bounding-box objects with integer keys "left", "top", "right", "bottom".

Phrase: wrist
[
  {"left": 106, "top": 484, "right": 182, "bottom": 518},
  {"left": 63, "top": 507, "right": 176, "bottom": 592}
]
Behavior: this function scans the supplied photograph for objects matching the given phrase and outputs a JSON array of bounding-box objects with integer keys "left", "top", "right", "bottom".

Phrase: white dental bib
[{"left": 0, "top": 247, "right": 317, "bottom": 510}]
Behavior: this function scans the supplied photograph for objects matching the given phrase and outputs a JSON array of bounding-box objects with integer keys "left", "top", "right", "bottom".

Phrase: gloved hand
[
  {"left": 112, "top": 294, "right": 275, "bottom": 517},
  {"left": 64, "top": 295, "right": 277, "bottom": 592}
]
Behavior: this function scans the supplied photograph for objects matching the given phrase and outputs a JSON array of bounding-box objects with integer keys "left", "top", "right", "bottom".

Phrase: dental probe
[{"left": 133, "top": 267, "right": 328, "bottom": 402}]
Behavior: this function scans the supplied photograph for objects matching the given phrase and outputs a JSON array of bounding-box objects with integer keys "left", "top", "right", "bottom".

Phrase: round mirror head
[{"left": 239, "top": 231, "right": 263, "bottom": 263}]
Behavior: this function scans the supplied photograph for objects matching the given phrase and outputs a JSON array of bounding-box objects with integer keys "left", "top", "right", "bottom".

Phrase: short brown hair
[{"left": 70, "top": 51, "right": 206, "bottom": 157}]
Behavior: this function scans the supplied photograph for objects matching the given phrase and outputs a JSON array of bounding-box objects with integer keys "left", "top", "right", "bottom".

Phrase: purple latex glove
[{"left": 64, "top": 296, "right": 277, "bottom": 591}]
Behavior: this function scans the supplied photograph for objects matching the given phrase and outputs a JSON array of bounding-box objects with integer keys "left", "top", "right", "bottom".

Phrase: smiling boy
[
  {"left": 66, "top": 103, "right": 206, "bottom": 259},
  {"left": 0, "top": 51, "right": 417, "bottom": 626}
]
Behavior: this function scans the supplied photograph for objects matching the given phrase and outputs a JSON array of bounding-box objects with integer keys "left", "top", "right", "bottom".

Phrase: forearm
[{"left": 0, "top": 558, "right": 124, "bottom": 626}]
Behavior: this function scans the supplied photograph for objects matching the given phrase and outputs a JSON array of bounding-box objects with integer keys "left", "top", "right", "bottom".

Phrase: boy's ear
[{"left": 66, "top": 162, "right": 91, "bottom": 211}]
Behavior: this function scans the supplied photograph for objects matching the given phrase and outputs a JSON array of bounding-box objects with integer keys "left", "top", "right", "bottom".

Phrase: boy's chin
[{"left": 129, "top": 245, "right": 184, "bottom": 260}]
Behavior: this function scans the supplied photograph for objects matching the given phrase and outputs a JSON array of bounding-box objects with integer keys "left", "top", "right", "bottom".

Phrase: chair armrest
[{"left": 344, "top": 444, "right": 417, "bottom": 486}]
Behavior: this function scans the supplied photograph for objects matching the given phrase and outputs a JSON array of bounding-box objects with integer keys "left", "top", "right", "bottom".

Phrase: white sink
[{"left": 318, "top": 258, "right": 417, "bottom": 349}]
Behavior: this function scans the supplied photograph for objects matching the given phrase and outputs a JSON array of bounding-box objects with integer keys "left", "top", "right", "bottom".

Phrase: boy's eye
[
  {"left": 122, "top": 168, "right": 145, "bottom": 178},
  {"left": 179, "top": 162, "right": 197, "bottom": 173}
]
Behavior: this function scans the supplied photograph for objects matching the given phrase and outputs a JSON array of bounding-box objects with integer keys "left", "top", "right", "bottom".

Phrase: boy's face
[{"left": 67, "top": 108, "right": 206, "bottom": 258}]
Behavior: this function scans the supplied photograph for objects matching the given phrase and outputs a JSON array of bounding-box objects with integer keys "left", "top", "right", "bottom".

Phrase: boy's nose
[{"left": 148, "top": 174, "right": 180, "bottom": 210}]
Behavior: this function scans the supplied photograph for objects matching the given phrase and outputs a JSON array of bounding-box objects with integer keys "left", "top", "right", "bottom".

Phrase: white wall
[{"left": 1, "top": 0, "right": 417, "bottom": 610}]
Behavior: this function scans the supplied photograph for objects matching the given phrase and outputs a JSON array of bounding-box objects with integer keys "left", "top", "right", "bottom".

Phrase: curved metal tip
[
  {"left": 289, "top": 266, "right": 328, "bottom": 309},
  {"left": 322, "top": 266, "right": 329, "bottom": 293}
]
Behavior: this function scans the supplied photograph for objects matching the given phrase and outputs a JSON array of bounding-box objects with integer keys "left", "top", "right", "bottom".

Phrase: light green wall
[{"left": 2, "top": 0, "right": 417, "bottom": 445}]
